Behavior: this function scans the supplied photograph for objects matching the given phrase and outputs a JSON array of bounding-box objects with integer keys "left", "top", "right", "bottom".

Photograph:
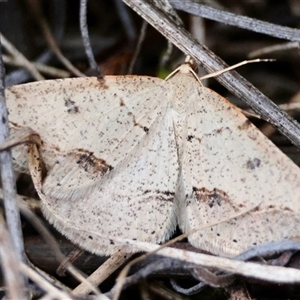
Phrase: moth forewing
[
  {"left": 6, "top": 76, "right": 166, "bottom": 173},
  {"left": 171, "top": 73, "right": 300, "bottom": 257},
  {"left": 6, "top": 75, "right": 179, "bottom": 255}
]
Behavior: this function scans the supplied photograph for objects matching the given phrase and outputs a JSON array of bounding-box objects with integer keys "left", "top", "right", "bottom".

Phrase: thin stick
[
  {"left": 170, "top": 0, "right": 300, "bottom": 42},
  {"left": 80, "top": 0, "right": 101, "bottom": 76},
  {"left": 118, "top": 241, "right": 300, "bottom": 283},
  {"left": 20, "top": 263, "right": 72, "bottom": 300},
  {"left": 128, "top": 20, "right": 148, "bottom": 74},
  {"left": 249, "top": 41, "right": 300, "bottom": 58},
  {"left": 0, "top": 216, "right": 26, "bottom": 299},
  {"left": 106, "top": 238, "right": 300, "bottom": 299},
  {"left": 3, "top": 54, "right": 70, "bottom": 78},
  {"left": 0, "top": 34, "right": 27, "bottom": 290},
  {"left": 27, "top": 0, "right": 85, "bottom": 77},
  {"left": 72, "top": 250, "right": 132, "bottom": 297},
  {"left": 0, "top": 33, "right": 44, "bottom": 81},
  {"left": 114, "top": 0, "right": 137, "bottom": 41}
]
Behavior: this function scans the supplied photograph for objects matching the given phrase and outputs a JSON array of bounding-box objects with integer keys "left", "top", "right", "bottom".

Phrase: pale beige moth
[{"left": 5, "top": 64, "right": 300, "bottom": 258}]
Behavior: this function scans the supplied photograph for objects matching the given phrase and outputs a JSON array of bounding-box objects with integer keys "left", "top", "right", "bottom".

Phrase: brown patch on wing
[
  {"left": 69, "top": 149, "right": 113, "bottom": 175},
  {"left": 120, "top": 98, "right": 125, "bottom": 106},
  {"left": 143, "top": 190, "right": 175, "bottom": 202},
  {"left": 238, "top": 120, "right": 251, "bottom": 131},
  {"left": 192, "top": 187, "right": 231, "bottom": 208},
  {"left": 7, "top": 88, "right": 22, "bottom": 99},
  {"left": 52, "top": 144, "right": 61, "bottom": 152},
  {"left": 97, "top": 77, "right": 109, "bottom": 89},
  {"left": 191, "top": 187, "right": 246, "bottom": 212},
  {"left": 9, "top": 121, "right": 23, "bottom": 129}
]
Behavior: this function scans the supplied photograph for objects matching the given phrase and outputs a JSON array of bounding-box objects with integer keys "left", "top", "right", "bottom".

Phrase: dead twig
[
  {"left": 0, "top": 214, "right": 27, "bottom": 299},
  {"left": 26, "top": 0, "right": 85, "bottom": 77},
  {"left": 79, "top": 0, "right": 101, "bottom": 76},
  {"left": 72, "top": 250, "right": 132, "bottom": 297},
  {"left": 3, "top": 54, "right": 70, "bottom": 78},
  {"left": 128, "top": 20, "right": 148, "bottom": 74},
  {"left": 114, "top": 0, "right": 137, "bottom": 42},
  {"left": 20, "top": 262, "right": 72, "bottom": 300},
  {"left": 0, "top": 33, "right": 27, "bottom": 298},
  {"left": 0, "top": 33, "right": 44, "bottom": 81},
  {"left": 169, "top": 0, "right": 300, "bottom": 42}
]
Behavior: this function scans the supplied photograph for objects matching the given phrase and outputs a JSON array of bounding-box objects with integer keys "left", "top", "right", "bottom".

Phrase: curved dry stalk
[
  {"left": 249, "top": 42, "right": 300, "bottom": 58},
  {"left": 20, "top": 263, "right": 72, "bottom": 300},
  {"left": 3, "top": 54, "right": 70, "bottom": 78},
  {"left": 114, "top": 0, "right": 137, "bottom": 41},
  {"left": 128, "top": 20, "right": 148, "bottom": 74},
  {"left": 170, "top": 0, "right": 300, "bottom": 42},
  {"left": 79, "top": 0, "right": 101, "bottom": 76},
  {"left": 72, "top": 250, "right": 132, "bottom": 297},
  {"left": 0, "top": 35, "right": 27, "bottom": 298},
  {"left": 0, "top": 33, "right": 44, "bottom": 81},
  {"left": 0, "top": 215, "right": 26, "bottom": 299},
  {"left": 26, "top": 0, "right": 85, "bottom": 77}
]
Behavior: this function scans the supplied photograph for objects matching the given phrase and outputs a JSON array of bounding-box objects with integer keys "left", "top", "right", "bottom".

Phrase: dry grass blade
[
  {"left": 2, "top": 54, "right": 70, "bottom": 78},
  {"left": 0, "top": 215, "right": 26, "bottom": 299},
  {"left": 72, "top": 250, "right": 132, "bottom": 297},
  {"left": 0, "top": 34, "right": 27, "bottom": 298},
  {"left": 170, "top": 0, "right": 300, "bottom": 42},
  {"left": 0, "top": 33, "right": 44, "bottom": 81},
  {"left": 108, "top": 239, "right": 300, "bottom": 283},
  {"left": 20, "top": 262, "right": 72, "bottom": 300},
  {"left": 26, "top": 0, "right": 85, "bottom": 77},
  {"left": 80, "top": 0, "right": 101, "bottom": 76}
]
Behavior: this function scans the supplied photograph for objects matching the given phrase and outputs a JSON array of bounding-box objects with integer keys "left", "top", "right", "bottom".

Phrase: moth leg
[
  {"left": 0, "top": 125, "right": 46, "bottom": 178},
  {"left": 27, "top": 138, "right": 47, "bottom": 193},
  {"left": 0, "top": 126, "right": 46, "bottom": 215}
]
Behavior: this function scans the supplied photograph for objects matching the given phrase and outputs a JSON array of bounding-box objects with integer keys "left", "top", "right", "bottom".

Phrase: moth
[{"left": 5, "top": 63, "right": 300, "bottom": 258}]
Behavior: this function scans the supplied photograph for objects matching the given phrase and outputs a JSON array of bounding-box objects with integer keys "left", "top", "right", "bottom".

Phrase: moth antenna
[{"left": 200, "top": 58, "right": 275, "bottom": 80}]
